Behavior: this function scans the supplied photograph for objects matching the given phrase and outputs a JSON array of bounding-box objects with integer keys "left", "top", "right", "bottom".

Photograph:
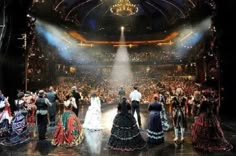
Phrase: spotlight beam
[{"left": 180, "top": 31, "right": 193, "bottom": 42}]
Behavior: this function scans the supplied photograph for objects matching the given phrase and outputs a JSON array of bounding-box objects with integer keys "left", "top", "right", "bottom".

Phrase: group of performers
[
  {"left": 0, "top": 92, "right": 30, "bottom": 146},
  {"left": 0, "top": 86, "right": 233, "bottom": 152}
]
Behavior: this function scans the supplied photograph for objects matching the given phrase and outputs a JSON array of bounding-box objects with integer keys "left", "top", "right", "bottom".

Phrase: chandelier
[{"left": 110, "top": 0, "right": 138, "bottom": 16}]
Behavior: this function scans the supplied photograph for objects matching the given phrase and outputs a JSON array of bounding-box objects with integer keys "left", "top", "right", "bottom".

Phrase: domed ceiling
[{"left": 52, "top": 0, "right": 202, "bottom": 38}]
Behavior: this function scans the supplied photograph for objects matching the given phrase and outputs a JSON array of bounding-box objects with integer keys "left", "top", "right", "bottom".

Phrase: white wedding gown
[{"left": 83, "top": 96, "right": 103, "bottom": 130}]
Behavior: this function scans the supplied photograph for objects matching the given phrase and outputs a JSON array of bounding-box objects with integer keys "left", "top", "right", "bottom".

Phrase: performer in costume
[
  {"left": 171, "top": 97, "right": 187, "bottom": 143},
  {"left": 51, "top": 94, "right": 84, "bottom": 146},
  {"left": 0, "top": 90, "right": 11, "bottom": 116},
  {"left": 147, "top": 94, "right": 164, "bottom": 144},
  {"left": 0, "top": 98, "right": 12, "bottom": 144},
  {"left": 118, "top": 87, "right": 126, "bottom": 102},
  {"left": 193, "top": 87, "right": 201, "bottom": 117},
  {"left": 0, "top": 97, "right": 29, "bottom": 146},
  {"left": 15, "top": 92, "right": 27, "bottom": 117},
  {"left": 191, "top": 100, "right": 233, "bottom": 152},
  {"left": 83, "top": 92, "right": 103, "bottom": 130},
  {"left": 35, "top": 90, "right": 52, "bottom": 140},
  {"left": 159, "top": 93, "right": 170, "bottom": 132},
  {"left": 71, "top": 86, "right": 81, "bottom": 117},
  {"left": 129, "top": 86, "right": 142, "bottom": 128},
  {"left": 46, "top": 86, "right": 58, "bottom": 127},
  {"left": 108, "top": 97, "right": 146, "bottom": 151},
  {"left": 24, "top": 91, "right": 37, "bottom": 126}
]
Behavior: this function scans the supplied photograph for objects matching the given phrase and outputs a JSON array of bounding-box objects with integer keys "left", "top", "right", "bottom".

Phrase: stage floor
[{"left": 0, "top": 104, "right": 235, "bottom": 156}]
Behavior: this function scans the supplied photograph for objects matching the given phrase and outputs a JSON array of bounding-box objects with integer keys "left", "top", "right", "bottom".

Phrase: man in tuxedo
[{"left": 71, "top": 86, "right": 81, "bottom": 116}]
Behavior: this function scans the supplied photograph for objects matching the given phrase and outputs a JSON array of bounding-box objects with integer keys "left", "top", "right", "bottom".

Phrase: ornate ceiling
[{"left": 52, "top": 0, "right": 203, "bottom": 36}]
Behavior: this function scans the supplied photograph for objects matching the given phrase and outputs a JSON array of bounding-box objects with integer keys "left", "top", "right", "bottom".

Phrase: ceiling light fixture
[{"left": 110, "top": 0, "right": 138, "bottom": 17}]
